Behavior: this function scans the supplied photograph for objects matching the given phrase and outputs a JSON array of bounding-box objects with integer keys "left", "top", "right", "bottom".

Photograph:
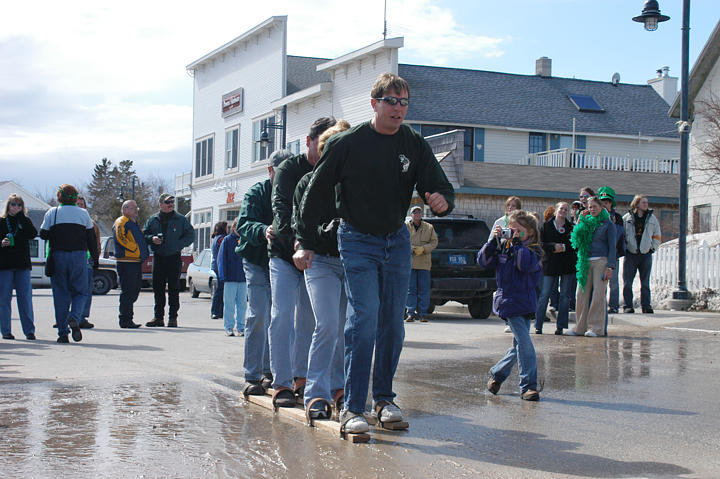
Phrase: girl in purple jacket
[{"left": 478, "top": 210, "right": 543, "bottom": 401}]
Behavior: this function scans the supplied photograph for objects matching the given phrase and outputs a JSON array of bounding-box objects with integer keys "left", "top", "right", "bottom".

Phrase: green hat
[{"left": 597, "top": 186, "right": 616, "bottom": 207}]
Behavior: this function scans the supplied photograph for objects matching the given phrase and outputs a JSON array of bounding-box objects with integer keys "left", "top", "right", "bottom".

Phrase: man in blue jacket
[{"left": 143, "top": 194, "right": 194, "bottom": 327}]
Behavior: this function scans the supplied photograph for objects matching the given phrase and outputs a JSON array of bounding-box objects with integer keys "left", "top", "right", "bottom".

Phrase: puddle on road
[{"left": 0, "top": 329, "right": 708, "bottom": 478}]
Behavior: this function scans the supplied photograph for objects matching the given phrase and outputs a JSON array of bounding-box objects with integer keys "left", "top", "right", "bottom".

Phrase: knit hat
[{"left": 597, "top": 186, "right": 616, "bottom": 207}]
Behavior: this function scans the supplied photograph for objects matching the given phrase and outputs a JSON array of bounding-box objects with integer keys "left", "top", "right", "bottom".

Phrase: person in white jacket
[{"left": 622, "top": 195, "right": 661, "bottom": 314}]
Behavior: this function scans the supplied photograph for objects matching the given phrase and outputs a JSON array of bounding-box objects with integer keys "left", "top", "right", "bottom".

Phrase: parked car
[
  {"left": 101, "top": 236, "right": 191, "bottom": 290},
  {"left": 30, "top": 236, "right": 118, "bottom": 295},
  {"left": 424, "top": 217, "right": 497, "bottom": 319},
  {"left": 185, "top": 248, "right": 217, "bottom": 298}
]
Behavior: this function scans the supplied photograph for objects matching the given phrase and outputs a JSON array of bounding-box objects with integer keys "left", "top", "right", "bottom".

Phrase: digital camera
[{"left": 500, "top": 228, "right": 512, "bottom": 239}]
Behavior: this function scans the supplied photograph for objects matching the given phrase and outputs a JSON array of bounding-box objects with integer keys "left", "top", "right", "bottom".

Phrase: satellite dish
[{"left": 611, "top": 72, "right": 621, "bottom": 86}]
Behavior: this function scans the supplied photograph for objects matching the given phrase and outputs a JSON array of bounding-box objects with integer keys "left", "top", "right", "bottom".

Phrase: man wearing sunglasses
[
  {"left": 143, "top": 193, "right": 194, "bottom": 327},
  {"left": 295, "top": 73, "right": 455, "bottom": 435}
]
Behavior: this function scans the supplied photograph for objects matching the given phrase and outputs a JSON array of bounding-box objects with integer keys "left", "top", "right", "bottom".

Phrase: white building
[{"left": 182, "top": 16, "right": 682, "bottom": 250}]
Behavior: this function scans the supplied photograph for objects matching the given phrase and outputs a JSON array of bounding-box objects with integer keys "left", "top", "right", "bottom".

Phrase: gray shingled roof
[
  {"left": 286, "top": 56, "right": 331, "bottom": 95},
  {"left": 399, "top": 64, "right": 678, "bottom": 139}
]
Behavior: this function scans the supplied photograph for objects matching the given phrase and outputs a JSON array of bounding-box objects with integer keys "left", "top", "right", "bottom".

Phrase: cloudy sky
[{"left": 1, "top": 0, "right": 717, "bottom": 195}]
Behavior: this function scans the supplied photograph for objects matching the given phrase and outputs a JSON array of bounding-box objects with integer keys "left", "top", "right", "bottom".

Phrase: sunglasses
[
  {"left": 163, "top": 200, "right": 175, "bottom": 205},
  {"left": 9, "top": 202, "right": 22, "bottom": 207},
  {"left": 579, "top": 194, "right": 590, "bottom": 199},
  {"left": 374, "top": 96, "right": 409, "bottom": 107}
]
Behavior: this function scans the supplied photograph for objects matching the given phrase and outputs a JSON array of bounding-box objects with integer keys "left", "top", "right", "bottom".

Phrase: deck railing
[{"left": 524, "top": 149, "right": 679, "bottom": 174}]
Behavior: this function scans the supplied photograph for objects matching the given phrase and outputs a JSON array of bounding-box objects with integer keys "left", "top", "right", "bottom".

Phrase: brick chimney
[
  {"left": 647, "top": 66, "right": 678, "bottom": 105},
  {"left": 536, "top": 57, "right": 551, "bottom": 77}
]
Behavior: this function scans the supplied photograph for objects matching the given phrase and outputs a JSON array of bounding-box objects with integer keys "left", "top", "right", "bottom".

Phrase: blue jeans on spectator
[
  {"left": 242, "top": 261, "right": 271, "bottom": 382},
  {"left": 81, "top": 262, "right": 93, "bottom": 320},
  {"left": 490, "top": 316, "right": 538, "bottom": 393},
  {"left": 0, "top": 268, "right": 35, "bottom": 337},
  {"left": 338, "top": 221, "right": 411, "bottom": 414},
  {"left": 623, "top": 252, "right": 653, "bottom": 309},
  {"left": 406, "top": 269, "right": 430, "bottom": 319},
  {"left": 51, "top": 250, "right": 89, "bottom": 338},
  {"left": 223, "top": 281, "right": 247, "bottom": 332},
  {"left": 608, "top": 258, "right": 620, "bottom": 311},
  {"left": 303, "top": 254, "right": 347, "bottom": 407},
  {"left": 117, "top": 261, "right": 142, "bottom": 326},
  {"left": 535, "top": 273, "right": 574, "bottom": 331},
  {"left": 211, "top": 275, "right": 224, "bottom": 318},
  {"left": 268, "top": 257, "right": 314, "bottom": 389}
]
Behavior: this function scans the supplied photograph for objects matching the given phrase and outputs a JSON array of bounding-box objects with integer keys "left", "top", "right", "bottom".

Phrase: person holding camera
[
  {"left": 478, "top": 210, "right": 543, "bottom": 401},
  {"left": 0, "top": 194, "right": 38, "bottom": 340},
  {"left": 143, "top": 194, "right": 194, "bottom": 327}
]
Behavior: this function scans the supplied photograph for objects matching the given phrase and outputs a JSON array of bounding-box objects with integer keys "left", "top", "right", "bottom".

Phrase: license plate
[{"left": 448, "top": 254, "right": 467, "bottom": 265}]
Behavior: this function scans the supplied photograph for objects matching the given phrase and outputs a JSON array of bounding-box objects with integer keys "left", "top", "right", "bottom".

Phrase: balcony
[
  {"left": 523, "top": 148, "right": 679, "bottom": 175},
  {"left": 174, "top": 172, "right": 192, "bottom": 197}
]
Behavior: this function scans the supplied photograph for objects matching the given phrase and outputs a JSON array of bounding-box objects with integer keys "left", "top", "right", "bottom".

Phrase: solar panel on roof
[{"left": 569, "top": 94, "right": 604, "bottom": 112}]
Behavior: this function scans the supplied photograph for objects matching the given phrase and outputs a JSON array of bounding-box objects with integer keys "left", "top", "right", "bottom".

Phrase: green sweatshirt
[
  {"left": 296, "top": 122, "right": 454, "bottom": 250},
  {"left": 235, "top": 179, "right": 272, "bottom": 267}
]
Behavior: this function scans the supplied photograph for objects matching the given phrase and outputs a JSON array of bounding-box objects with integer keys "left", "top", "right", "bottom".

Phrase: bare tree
[{"left": 691, "top": 91, "right": 720, "bottom": 188}]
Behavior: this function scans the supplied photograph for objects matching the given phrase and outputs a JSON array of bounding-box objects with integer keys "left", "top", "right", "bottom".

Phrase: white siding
[
  {"left": 284, "top": 95, "right": 334, "bottom": 146},
  {"left": 483, "top": 128, "right": 528, "bottom": 164},
  {"left": 585, "top": 136, "right": 678, "bottom": 160}
]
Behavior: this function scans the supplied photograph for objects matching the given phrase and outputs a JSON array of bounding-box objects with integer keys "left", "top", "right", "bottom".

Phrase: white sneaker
[
  {"left": 225, "top": 329, "right": 234, "bottom": 336},
  {"left": 375, "top": 401, "right": 403, "bottom": 423},
  {"left": 584, "top": 331, "right": 599, "bottom": 337},
  {"left": 340, "top": 411, "right": 369, "bottom": 434},
  {"left": 564, "top": 330, "right": 578, "bottom": 336},
  {"left": 504, "top": 325, "right": 512, "bottom": 333}
]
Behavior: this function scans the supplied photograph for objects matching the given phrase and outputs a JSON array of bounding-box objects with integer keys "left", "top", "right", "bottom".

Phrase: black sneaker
[
  {"left": 535, "top": 329, "right": 542, "bottom": 334},
  {"left": 167, "top": 318, "right": 178, "bottom": 327},
  {"left": 273, "top": 388, "right": 296, "bottom": 408},
  {"left": 146, "top": 318, "right": 164, "bottom": 327},
  {"left": 26, "top": 334, "right": 36, "bottom": 340},
  {"left": 623, "top": 307, "right": 635, "bottom": 314},
  {"left": 68, "top": 319, "right": 82, "bottom": 342},
  {"left": 608, "top": 308, "right": 618, "bottom": 314},
  {"left": 57, "top": 335, "right": 69, "bottom": 343},
  {"left": 120, "top": 322, "right": 142, "bottom": 329},
  {"left": 261, "top": 373, "right": 273, "bottom": 390},
  {"left": 243, "top": 381, "right": 265, "bottom": 396},
  {"left": 2, "top": 333, "right": 15, "bottom": 340},
  {"left": 642, "top": 307, "right": 654, "bottom": 314},
  {"left": 79, "top": 320, "right": 94, "bottom": 329}
]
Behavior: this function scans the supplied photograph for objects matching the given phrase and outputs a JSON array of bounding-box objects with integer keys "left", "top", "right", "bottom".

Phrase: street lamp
[
  {"left": 119, "top": 176, "right": 138, "bottom": 201},
  {"left": 633, "top": 0, "right": 693, "bottom": 306},
  {"left": 257, "top": 104, "right": 288, "bottom": 150}
]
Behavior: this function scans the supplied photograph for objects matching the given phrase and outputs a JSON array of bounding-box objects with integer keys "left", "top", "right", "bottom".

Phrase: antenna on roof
[
  {"left": 611, "top": 72, "right": 621, "bottom": 86},
  {"left": 383, "top": 0, "right": 387, "bottom": 39}
]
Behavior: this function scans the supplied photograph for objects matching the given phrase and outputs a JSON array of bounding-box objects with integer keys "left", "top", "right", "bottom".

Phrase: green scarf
[{"left": 570, "top": 209, "right": 609, "bottom": 291}]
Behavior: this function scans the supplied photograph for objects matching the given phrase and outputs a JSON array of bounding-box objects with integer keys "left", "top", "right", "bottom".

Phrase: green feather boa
[{"left": 570, "top": 209, "right": 610, "bottom": 291}]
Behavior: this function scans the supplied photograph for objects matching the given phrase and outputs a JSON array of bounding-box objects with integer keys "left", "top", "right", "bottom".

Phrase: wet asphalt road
[{"left": 1, "top": 289, "right": 719, "bottom": 478}]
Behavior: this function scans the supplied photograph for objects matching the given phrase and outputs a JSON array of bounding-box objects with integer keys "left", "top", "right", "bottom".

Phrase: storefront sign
[{"left": 222, "top": 88, "right": 244, "bottom": 118}]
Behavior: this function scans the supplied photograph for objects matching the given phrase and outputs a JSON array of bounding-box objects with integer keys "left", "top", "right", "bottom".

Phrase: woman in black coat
[
  {"left": 535, "top": 202, "right": 576, "bottom": 335},
  {"left": 0, "top": 194, "right": 38, "bottom": 340}
]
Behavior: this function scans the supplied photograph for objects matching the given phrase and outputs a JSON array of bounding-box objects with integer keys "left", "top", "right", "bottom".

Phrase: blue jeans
[
  {"left": 82, "top": 262, "right": 93, "bottom": 320},
  {"left": 117, "top": 261, "right": 142, "bottom": 326},
  {"left": 406, "top": 269, "right": 431, "bottom": 318},
  {"left": 223, "top": 281, "right": 247, "bottom": 332},
  {"left": 268, "top": 257, "right": 315, "bottom": 389},
  {"left": 51, "top": 250, "right": 89, "bottom": 338},
  {"left": 211, "top": 276, "right": 224, "bottom": 318},
  {"left": 242, "top": 261, "right": 271, "bottom": 382},
  {"left": 623, "top": 252, "right": 653, "bottom": 309},
  {"left": 490, "top": 316, "right": 538, "bottom": 392},
  {"left": 0, "top": 268, "right": 35, "bottom": 337},
  {"left": 303, "top": 254, "right": 347, "bottom": 407},
  {"left": 338, "top": 221, "right": 411, "bottom": 413},
  {"left": 535, "top": 273, "right": 574, "bottom": 331},
  {"left": 608, "top": 258, "right": 620, "bottom": 310}
]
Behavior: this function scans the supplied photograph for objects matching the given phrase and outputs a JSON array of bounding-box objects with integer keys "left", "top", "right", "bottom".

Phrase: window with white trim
[
  {"left": 224, "top": 209, "right": 240, "bottom": 224},
  {"left": 225, "top": 126, "right": 239, "bottom": 169},
  {"left": 194, "top": 135, "right": 214, "bottom": 178},
  {"left": 253, "top": 115, "right": 276, "bottom": 163},
  {"left": 193, "top": 209, "right": 212, "bottom": 251}
]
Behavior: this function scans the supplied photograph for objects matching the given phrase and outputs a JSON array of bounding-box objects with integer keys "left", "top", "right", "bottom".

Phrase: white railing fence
[
  {"left": 651, "top": 241, "right": 720, "bottom": 291},
  {"left": 524, "top": 148, "right": 679, "bottom": 175}
]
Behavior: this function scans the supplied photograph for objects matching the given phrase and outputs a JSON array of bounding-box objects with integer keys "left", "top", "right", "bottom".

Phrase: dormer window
[{"left": 569, "top": 94, "right": 604, "bottom": 113}]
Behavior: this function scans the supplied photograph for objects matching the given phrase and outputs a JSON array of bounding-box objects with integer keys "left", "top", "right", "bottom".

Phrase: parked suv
[{"left": 424, "top": 217, "right": 496, "bottom": 319}]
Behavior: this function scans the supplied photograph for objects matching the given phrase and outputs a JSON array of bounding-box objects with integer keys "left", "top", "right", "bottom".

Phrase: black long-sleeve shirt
[
  {"left": 270, "top": 153, "right": 311, "bottom": 265},
  {"left": 296, "top": 122, "right": 454, "bottom": 250},
  {"left": 0, "top": 212, "right": 38, "bottom": 270}
]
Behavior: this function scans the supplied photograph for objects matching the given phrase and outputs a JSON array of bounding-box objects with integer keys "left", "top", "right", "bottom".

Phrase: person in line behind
[
  {"left": 218, "top": 218, "right": 246, "bottom": 337},
  {"left": 143, "top": 194, "right": 194, "bottom": 328},
  {"left": 0, "top": 194, "right": 38, "bottom": 340},
  {"left": 622, "top": 195, "right": 661, "bottom": 314},
  {"left": 40, "top": 184, "right": 99, "bottom": 343},
  {"left": 568, "top": 196, "right": 616, "bottom": 337},
  {"left": 405, "top": 205, "right": 438, "bottom": 323},
  {"left": 478, "top": 210, "right": 543, "bottom": 401},
  {"left": 210, "top": 221, "right": 228, "bottom": 319},
  {"left": 75, "top": 194, "right": 100, "bottom": 329},
  {"left": 597, "top": 187, "right": 625, "bottom": 319},
  {"left": 113, "top": 200, "right": 148, "bottom": 329}
]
